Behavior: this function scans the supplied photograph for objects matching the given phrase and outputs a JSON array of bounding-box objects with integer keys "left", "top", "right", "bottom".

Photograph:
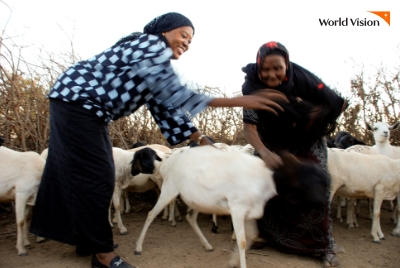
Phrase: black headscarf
[
  {"left": 242, "top": 41, "right": 347, "bottom": 154},
  {"left": 242, "top": 41, "right": 294, "bottom": 96},
  {"left": 113, "top": 12, "right": 194, "bottom": 47}
]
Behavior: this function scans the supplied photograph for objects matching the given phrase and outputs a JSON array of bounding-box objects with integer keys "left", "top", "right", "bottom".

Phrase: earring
[{"left": 162, "top": 33, "right": 165, "bottom": 36}]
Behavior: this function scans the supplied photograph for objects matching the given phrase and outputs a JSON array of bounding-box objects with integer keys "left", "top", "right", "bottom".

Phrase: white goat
[
  {"left": 131, "top": 146, "right": 277, "bottom": 268},
  {"left": 368, "top": 121, "right": 400, "bottom": 220},
  {"left": 119, "top": 177, "right": 159, "bottom": 214},
  {"left": 40, "top": 148, "right": 48, "bottom": 159},
  {"left": 341, "top": 121, "right": 400, "bottom": 227},
  {"left": 328, "top": 148, "right": 400, "bottom": 243},
  {"left": 0, "top": 146, "right": 45, "bottom": 255},
  {"left": 111, "top": 144, "right": 180, "bottom": 234},
  {"left": 367, "top": 121, "right": 400, "bottom": 158},
  {"left": 334, "top": 145, "right": 377, "bottom": 225},
  {"left": 209, "top": 143, "right": 256, "bottom": 236}
]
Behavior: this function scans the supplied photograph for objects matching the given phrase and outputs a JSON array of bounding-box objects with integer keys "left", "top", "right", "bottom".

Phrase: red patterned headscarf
[{"left": 256, "top": 41, "right": 290, "bottom": 69}]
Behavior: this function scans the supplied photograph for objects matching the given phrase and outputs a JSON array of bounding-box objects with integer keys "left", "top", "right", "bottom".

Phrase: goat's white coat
[
  {"left": 368, "top": 121, "right": 400, "bottom": 158},
  {"left": 134, "top": 146, "right": 276, "bottom": 268},
  {"left": 338, "top": 122, "right": 400, "bottom": 228},
  {"left": 328, "top": 148, "right": 400, "bottom": 242},
  {"left": 0, "top": 146, "right": 45, "bottom": 255},
  {"left": 334, "top": 145, "right": 377, "bottom": 225}
]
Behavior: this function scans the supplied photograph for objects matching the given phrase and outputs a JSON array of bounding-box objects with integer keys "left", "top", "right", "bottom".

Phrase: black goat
[
  {"left": 273, "top": 151, "right": 328, "bottom": 205},
  {"left": 326, "top": 136, "right": 336, "bottom": 148},
  {"left": 334, "top": 131, "right": 365, "bottom": 149},
  {"left": 131, "top": 141, "right": 146, "bottom": 149}
]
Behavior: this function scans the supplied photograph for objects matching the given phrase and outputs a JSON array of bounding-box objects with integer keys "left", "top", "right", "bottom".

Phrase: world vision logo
[{"left": 319, "top": 11, "right": 390, "bottom": 26}]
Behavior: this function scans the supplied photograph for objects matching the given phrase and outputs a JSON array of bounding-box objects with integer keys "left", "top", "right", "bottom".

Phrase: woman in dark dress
[
  {"left": 30, "top": 14, "right": 286, "bottom": 268},
  {"left": 242, "top": 41, "right": 347, "bottom": 267}
]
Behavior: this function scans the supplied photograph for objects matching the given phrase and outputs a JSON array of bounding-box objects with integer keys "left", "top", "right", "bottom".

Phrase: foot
[
  {"left": 322, "top": 253, "right": 341, "bottom": 267},
  {"left": 92, "top": 254, "right": 136, "bottom": 268},
  {"left": 333, "top": 244, "right": 345, "bottom": 254},
  {"left": 95, "top": 252, "right": 118, "bottom": 267}
]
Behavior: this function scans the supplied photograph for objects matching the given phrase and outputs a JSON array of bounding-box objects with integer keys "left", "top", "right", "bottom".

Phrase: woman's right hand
[
  {"left": 244, "top": 89, "right": 289, "bottom": 115},
  {"left": 258, "top": 148, "right": 283, "bottom": 170},
  {"left": 208, "top": 89, "right": 288, "bottom": 115},
  {"left": 251, "top": 89, "right": 288, "bottom": 102}
]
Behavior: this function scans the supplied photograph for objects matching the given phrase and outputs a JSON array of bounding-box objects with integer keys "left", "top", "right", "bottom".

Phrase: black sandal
[{"left": 91, "top": 255, "right": 136, "bottom": 268}]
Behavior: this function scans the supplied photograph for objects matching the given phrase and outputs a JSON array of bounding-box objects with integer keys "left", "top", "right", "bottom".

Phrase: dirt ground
[{"left": 1, "top": 197, "right": 400, "bottom": 268}]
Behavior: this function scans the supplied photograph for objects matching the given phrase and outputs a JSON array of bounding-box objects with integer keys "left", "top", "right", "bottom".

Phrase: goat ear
[
  {"left": 390, "top": 121, "right": 400, "bottom": 130},
  {"left": 155, "top": 154, "right": 162, "bottom": 162},
  {"left": 366, "top": 122, "right": 373, "bottom": 131}
]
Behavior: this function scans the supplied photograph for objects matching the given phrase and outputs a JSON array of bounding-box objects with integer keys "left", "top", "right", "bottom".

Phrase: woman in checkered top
[{"left": 30, "top": 12, "right": 287, "bottom": 268}]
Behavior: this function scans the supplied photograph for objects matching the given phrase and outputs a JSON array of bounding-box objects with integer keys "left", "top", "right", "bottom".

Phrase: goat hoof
[
  {"left": 373, "top": 240, "right": 381, "bottom": 244},
  {"left": 120, "top": 231, "right": 128, "bottom": 235},
  {"left": 380, "top": 237, "right": 385, "bottom": 240},
  {"left": 391, "top": 232, "right": 400, "bottom": 237},
  {"left": 18, "top": 253, "right": 28, "bottom": 257},
  {"left": 134, "top": 251, "right": 141, "bottom": 255},
  {"left": 212, "top": 226, "right": 219, "bottom": 234}
]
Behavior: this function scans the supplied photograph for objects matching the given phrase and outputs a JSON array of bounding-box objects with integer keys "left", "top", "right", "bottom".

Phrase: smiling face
[
  {"left": 163, "top": 26, "right": 193, "bottom": 60},
  {"left": 258, "top": 54, "right": 287, "bottom": 88}
]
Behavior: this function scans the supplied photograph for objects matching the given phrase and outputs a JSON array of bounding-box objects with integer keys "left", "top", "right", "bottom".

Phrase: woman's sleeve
[
  {"left": 145, "top": 98, "right": 198, "bottom": 146},
  {"left": 126, "top": 35, "right": 213, "bottom": 145},
  {"left": 243, "top": 108, "right": 259, "bottom": 125},
  {"left": 295, "top": 64, "right": 346, "bottom": 121},
  {"left": 131, "top": 35, "right": 213, "bottom": 118}
]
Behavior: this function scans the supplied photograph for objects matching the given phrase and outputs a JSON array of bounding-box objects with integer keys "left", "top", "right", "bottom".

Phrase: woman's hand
[
  {"left": 208, "top": 89, "right": 288, "bottom": 115},
  {"left": 258, "top": 148, "right": 283, "bottom": 170},
  {"left": 189, "top": 132, "right": 214, "bottom": 146},
  {"left": 242, "top": 89, "right": 288, "bottom": 115},
  {"left": 199, "top": 136, "right": 214, "bottom": 146},
  {"left": 251, "top": 89, "right": 288, "bottom": 101},
  {"left": 240, "top": 95, "right": 284, "bottom": 115}
]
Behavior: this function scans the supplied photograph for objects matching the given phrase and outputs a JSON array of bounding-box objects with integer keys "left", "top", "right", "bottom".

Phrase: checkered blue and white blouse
[{"left": 48, "top": 34, "right": 213, "bottom": 145}]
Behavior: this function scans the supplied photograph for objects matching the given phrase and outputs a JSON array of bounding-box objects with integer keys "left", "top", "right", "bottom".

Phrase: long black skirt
[{"left": 30, "top": 99, "right": 115, "bottom": 254}]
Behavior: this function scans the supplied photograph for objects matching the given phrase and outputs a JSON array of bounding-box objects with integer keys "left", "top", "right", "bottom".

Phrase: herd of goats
[{"left": 1, "top": 120, "right": 400, "bottom": 268}]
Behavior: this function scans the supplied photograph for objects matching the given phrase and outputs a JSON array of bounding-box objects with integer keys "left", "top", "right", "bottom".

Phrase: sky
[{"left": 1, "top": 0, "right": 399, "bottom": 97}]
